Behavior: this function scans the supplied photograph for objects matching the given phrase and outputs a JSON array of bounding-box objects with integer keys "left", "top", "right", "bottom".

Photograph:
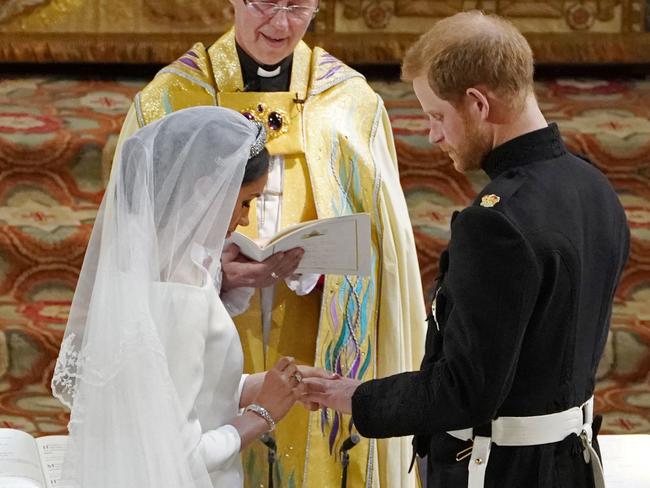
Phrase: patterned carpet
[{"left": 0, "top": 76, "right": 648, "bottom": 437}]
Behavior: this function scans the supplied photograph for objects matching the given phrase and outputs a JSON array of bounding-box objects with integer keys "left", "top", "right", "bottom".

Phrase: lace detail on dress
[{"left": 52, "top": 333, "right": 82, "bottom": 409}]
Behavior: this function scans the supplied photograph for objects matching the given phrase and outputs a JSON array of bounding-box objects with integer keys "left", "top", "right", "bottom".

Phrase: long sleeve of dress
[
  {"left": 351, "top": 207, "right": 541, "bottom": 437},
  {"left": 197, "top": 425, "right": 242, "bottom": 472},
  {"left": 153, "top": 284, "right": 245, "bottom": 475},
  {"left": 221, "top": 286, "right": 255, "bottom": 316}
]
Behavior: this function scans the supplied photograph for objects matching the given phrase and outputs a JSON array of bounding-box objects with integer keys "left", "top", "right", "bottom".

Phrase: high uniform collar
[
  {"left": 236, "top": 42, "right": 293, "bottom": 92},
  {"left": 482, "top": 123, "right": 567, "bottom": 180}
]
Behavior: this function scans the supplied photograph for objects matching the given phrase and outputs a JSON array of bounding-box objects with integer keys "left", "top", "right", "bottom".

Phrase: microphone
[
  {"left": 339, "top": 434, "right": 360, "bottom": 488},
  {"left": 260, "top": 433, "right": 277, "bottom": 488},
  {"left": 339, "top": 434, "right": 360, "bottom": 453},
  {"left": 260, "top": 433, "right": 276, "bottom": 451}
]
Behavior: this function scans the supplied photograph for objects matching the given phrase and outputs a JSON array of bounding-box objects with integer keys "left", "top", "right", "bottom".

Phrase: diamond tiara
[{"left": 250, "top": 121, "right": 267, "bottom": 158}]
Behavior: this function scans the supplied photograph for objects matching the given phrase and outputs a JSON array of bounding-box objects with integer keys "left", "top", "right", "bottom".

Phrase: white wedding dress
[
  {"left": 152, "top": 273, "right": 245, "bottom": 487},
  {"left": 52, "top": 107, "right": 264, "bottom": 488}
]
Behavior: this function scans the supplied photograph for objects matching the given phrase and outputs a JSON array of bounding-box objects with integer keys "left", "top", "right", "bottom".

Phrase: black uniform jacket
[{"left": 351, "top": 124, "right": 630, "bottom": 487}]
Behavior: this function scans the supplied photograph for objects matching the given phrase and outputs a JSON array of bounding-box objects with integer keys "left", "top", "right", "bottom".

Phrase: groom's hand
[
  {"left": 302, "top": 376, "right": 362, "bottom": 414},
  {"left": 221, "top": 244, "right": 304, "bottom": 291},
  {"left": 295, "top": 366, "right": 338, "bottom": 411}
]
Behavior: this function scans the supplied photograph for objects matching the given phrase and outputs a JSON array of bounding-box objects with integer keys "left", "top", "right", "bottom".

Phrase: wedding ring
[
  {"left": 291, "top": 371, "right": 303, "bottom": 383},
  {"left": 271, "top": 271, "right": 279, "bottom": 279}
]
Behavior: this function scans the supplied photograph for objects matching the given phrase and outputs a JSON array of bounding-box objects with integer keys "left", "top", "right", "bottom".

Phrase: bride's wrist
[
  {"left": 232, "top": 409, "right": 273, "bottom": 450},
  {"left": 239, "top": 373, "right": 265, "bottom": 408},
  {"left": 244, "top": 403, "right": 276, "bottom": 432}
]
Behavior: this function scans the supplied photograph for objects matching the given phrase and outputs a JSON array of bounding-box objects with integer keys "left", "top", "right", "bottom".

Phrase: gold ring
[{"left": 291, "top": 371, "right": 303, "bottom": 383}]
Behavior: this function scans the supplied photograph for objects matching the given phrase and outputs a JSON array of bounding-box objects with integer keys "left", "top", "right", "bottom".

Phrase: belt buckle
[{"left": 455, "top": 444, "right": 473, "bottom": 462}]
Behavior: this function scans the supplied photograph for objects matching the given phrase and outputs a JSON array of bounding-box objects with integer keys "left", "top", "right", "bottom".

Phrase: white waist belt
[{"left": 447, "top": 397, "right": 605, "bottom": 488}]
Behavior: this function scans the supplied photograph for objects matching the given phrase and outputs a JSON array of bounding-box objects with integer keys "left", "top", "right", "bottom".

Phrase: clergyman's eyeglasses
[{"left": 243, "top": 1, "right": 320, "bottom": 21}]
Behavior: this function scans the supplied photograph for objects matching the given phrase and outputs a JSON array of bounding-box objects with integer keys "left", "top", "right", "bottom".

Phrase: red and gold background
[{"left": 1, "top": 0, "right": 649, "bottom": 64}]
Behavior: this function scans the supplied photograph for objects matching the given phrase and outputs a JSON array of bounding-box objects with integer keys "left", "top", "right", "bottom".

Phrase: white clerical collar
[{"left": 257, "top": 65, "right": 282, "bottom": 78}]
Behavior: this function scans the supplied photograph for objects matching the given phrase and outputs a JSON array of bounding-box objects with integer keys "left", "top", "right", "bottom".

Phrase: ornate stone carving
[
  {"left": 565, "top": 2, "right": 597, "bottom": 30},
  {"left": 394, "top": 0, "right": 464, "bottom": 17},
  {"left": 342, "top": 1, "right": 633, "bottom": 31},
  {"left": 594, "top": 0, "right": 618, "bottom": 22},
  {"left": 343, "top": 0, "right": 465, "bottom": 21},
  {"left": 0, "top": 0, "right": 50, "bottom": 23},
  {"left": 362, "top": 1, "right": 394, "bottom": 29},
  {"left": 495, "top": 1, "right": 566, "bottom": 18},
  {"left": 496, "top": 1, "right": 620, "bottom": 28},
  {"left": 342, "top": 0, "right": 362, "bottom": 19},
  {"left": 561, "top": 1, "right": 620, "bottom": 30},
  {"left": 1, "top": 0, "right": 648, "bottom": 63},
  {"left": 143, "top": 0, "right": 231, "bottom": 25}
]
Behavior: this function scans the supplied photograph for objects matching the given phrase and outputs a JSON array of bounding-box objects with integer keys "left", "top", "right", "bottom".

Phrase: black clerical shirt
[
  {"left": 351, "top": 123, "right": 630, "bottom": 487},
  {"left": 236, "top": 43, "right": 292, "bottom": 92}
]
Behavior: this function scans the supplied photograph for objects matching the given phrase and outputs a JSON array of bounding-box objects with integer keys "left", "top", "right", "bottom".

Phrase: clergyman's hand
[
  {"left": 302, "top": 376, "right": 362, "bottom": 414},
  {"left": 221, "top": 244, "right": 304, "bottom": 291},
  {"left": 295, "top": 366, "right": 338, "bottom": 411}
]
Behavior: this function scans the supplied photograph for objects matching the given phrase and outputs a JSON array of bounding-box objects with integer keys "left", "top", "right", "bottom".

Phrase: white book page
[
  {"left": 35, "top": 437, "right": 73, "bottom": 488},
  {"left": 269, "top": 214, "right": 370, "bottom": 276},
  {"left": 0, "top": 428, "right": 45, "bottom": 488},
  {"left": 231, "top": 214, "right": 371, "bottom": 276},
  {"left": 229, "top": 233, "right": 265, "bottom": 262},
  {"left": 600, "top": 434, "right": 650, "bottom": 488}
]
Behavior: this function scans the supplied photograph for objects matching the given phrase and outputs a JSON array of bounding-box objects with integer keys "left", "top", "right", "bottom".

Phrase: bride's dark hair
[{"left": 243, "top": 146, "right": 270, "bottom": 184}]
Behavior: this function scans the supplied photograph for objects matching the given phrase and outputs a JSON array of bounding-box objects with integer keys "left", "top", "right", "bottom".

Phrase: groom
[{"left": 303, "top": 11, "right": 629, "bottom": 488}]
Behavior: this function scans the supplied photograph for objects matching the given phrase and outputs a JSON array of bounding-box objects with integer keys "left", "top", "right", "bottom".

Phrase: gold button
[{"left": 475, "top": 458, "right": 483, "bottom": 465}]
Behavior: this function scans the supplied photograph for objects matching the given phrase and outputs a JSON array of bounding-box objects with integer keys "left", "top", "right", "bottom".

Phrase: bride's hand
[
  {"left": 254, "top": 357, "right": 302, "bottom": 422},
  {"left": 296, "top": 366, "right": 338, "bottom": 411}
]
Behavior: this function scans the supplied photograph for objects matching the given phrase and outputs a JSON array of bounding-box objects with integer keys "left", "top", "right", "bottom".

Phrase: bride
[{"left": 51, "top": 106, "right": 322, "bottom": 487}]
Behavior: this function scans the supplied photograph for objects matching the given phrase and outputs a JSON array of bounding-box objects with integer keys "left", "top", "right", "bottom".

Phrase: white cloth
[
  {"left": 51, "top": 106, "right": 262, "bottom": 488},
  {"left": 151, "top": 277, "right": 244, "bottom": 486},
  {"left": 258, "top": 155, "right": 319, "bottom": 295},
  {"left": 599, "top": 435, "right": 650, "bottom": 488}
]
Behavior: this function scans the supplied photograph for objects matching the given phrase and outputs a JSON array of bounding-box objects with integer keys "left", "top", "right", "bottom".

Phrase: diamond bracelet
[{"left": 244, "top": 403, "right": 276, "bottom": 432}]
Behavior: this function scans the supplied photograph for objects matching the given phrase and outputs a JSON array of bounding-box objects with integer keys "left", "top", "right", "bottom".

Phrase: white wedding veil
[{"left": 52, "top": 106, "right": 261, "bottom": 487}]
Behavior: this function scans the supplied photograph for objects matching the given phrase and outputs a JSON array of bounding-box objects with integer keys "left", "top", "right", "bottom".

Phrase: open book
[
  {"left": 0, "top": 428, "right": 71, "bottom": 488},
  {"left": 599, "top": 434, "right": 650, "bottom": 487},
  {"left": 230, "top": 213, "right": 371, "bottom": 276}
]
